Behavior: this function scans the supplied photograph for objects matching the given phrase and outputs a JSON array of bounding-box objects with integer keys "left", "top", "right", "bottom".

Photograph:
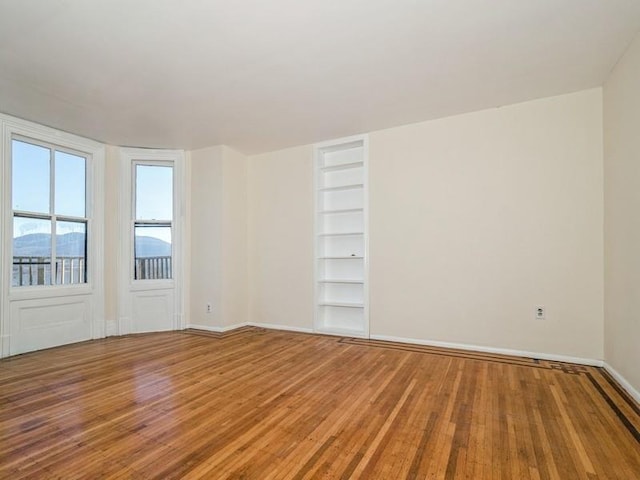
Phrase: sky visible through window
[
  {"left": 12, "top": 140, "right": 49, "bottom": 216},
  {"left": 12, "top": 140, "right": 86, "bottom": 238},
  {"left": 135, "top": 164, "right": 173, "bottom": 245}
]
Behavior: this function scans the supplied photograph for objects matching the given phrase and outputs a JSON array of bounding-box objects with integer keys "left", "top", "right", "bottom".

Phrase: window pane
[
  {"left": 135, "top": 165, "right": 173, "bottom": 220},
  {"left": 12, "top": 139, "right": 50, "bottom": 213},
  {"left": 12, "top": 216, "right": 52, "bottom": 286},
  {"left": 55, "top": 151, "right": 86, "bottom": 217},
  {"left": 134, "top": 226, "right": 172, "bottom": 280},
  {"left": 56, "top": 221, "right": 87, "bottom": 285}
]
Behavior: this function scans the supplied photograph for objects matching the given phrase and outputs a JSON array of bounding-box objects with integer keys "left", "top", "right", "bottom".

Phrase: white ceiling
[{"left": 1, "top": 0, "right": 639, "bottom": 154}]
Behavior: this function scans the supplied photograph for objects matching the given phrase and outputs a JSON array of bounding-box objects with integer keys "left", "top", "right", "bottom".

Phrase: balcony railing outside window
[
  {"left": 12, "top": 255, "right": 173, "bottom": 286},
  {"left": 135, "top": 256, "right": 172, "bottom": 280},
  {"left": 12, "top": 256, "right": 86, "bottom": 286}
]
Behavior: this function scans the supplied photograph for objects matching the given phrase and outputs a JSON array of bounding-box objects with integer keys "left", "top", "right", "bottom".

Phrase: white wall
[
  {"left": 604, "top": 32, "right": 640, "bottom": 395},
  {"left": 104, "top": 145, "right": 120, "bottom": 334},
  {"left": 248, "top": 145, "right": 315, "bottom": 331},
  {"left": 190, "top": 145, "right": 248, "bottom": 329},
  {"left": 369, "top": 89, "right": 603, "bottom": 359},
  {"left": 189, "top": 146, "right": 224, "bottom": 328},
  {"left": 221, "top": 146, "right": 249, "bottom": 328},
  {"left": 247, "top": 89, "right": 605, "bottom": 360}
]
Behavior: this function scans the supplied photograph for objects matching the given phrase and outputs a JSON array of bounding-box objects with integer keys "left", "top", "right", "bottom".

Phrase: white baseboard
[
  {"left": 369, "top": 333, "right": 604, "bottom": 367},
  {"left": 187, "top": 322, "right": 248, "bottom": 333},
  {"left": 603, "top": 362, "right": 640, "bottom": 404},
  {"left": 187, "top": 322, "right": 313, "bottom": 334},
  {"left": 248, "top": 322, "right": 313, "bottom": 334},
  {"left": 187, "top": 324, "right": 605, "bottom": 369}
]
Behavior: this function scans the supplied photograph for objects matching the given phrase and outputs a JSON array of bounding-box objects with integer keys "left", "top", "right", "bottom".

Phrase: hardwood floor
[{"left": 0, "top": 327, "right": 639, "bottom": 479}]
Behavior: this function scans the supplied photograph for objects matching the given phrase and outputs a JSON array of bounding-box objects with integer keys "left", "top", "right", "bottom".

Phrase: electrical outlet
[
  {"left": 535, "top": 306, "right": 545, "bottom": 320},
  {"left": 206, "top": 303, "right": 212, "bottom": 314}
]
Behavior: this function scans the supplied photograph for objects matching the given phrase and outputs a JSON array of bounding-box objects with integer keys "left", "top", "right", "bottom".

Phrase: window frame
[
  {"left": 1, "top": 113, "right": 105, "bottom": 304},
  {"left": 119, "top": 148, "right": 184, "bottom": 292},
  {"left": 131, "top": 160, "right": 174, "bottom": 281},
  {"left": 11, "top": 135, "right": 90, "bottom": 288}
]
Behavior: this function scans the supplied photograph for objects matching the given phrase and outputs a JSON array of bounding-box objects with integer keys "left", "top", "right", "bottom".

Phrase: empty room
[{"left": 1, "top": 0, "right": 639, "bottom": 478}]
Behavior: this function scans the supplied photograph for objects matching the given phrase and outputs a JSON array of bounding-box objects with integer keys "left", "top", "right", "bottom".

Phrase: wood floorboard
[{"left": 0, "top": 327, "right": 639, "bottom": 479}]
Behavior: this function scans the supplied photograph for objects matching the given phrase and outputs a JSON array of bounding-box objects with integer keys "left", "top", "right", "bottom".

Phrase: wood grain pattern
[{"left": 0, "top": 327, "right": 638, "bottom": 479}]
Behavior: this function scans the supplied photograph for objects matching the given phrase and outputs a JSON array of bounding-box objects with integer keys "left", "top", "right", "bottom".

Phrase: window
[
  {"left": 133, "top": 163, "right": 173, "bottom": 280},
  {"left": 11, "top": 138, "right": 88, "bottom": 287},
  {"left": 118, "top": 147, "right": 182, "bottom": 334}
]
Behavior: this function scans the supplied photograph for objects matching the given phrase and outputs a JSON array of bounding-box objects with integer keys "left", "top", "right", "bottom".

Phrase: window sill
[{"left": 9, "top": 284, "right": 94, "bottom": 301}]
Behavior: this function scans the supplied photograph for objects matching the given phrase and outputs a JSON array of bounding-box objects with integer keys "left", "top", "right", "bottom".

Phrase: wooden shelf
[
  {"left": 320, "top": 161, "right": 364, "bottom": 172},
  {"left": 319, "top": 301, "right": 364, "bottom": 308},
  {"left": 319, "top": 183, "right": 364, "bottom": 192}
]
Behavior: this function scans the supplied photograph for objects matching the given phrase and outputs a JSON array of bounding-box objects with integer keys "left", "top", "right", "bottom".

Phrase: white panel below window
[
  {"left": 10, "top": 296, "right": 91, "bottom": 355},
  {"left": 131, "top": 289, "right": 174, "bottom": 333}
]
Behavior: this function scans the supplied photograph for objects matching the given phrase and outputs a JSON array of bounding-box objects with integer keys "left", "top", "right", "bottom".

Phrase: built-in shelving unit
[{"left": 314, "top": 135, "right": 369, "bottom": 337}]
